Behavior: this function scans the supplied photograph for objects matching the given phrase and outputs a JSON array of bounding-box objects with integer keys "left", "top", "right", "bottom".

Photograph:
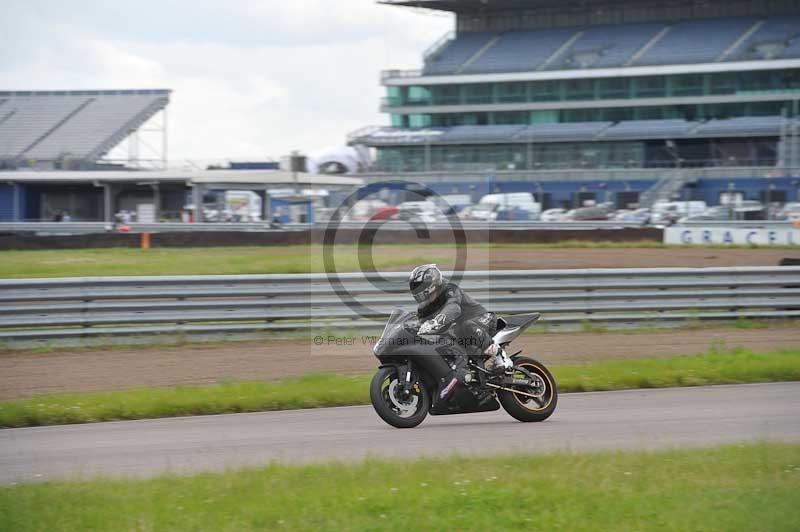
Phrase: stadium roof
[
  {"left": 0, "top": 169, "right": 365, "bottom": 187},
  {"left": 0, "top": 89, "right": 170, "bottom": 166},
  {"left": 379, "top": 0, "right": 653, "bottom": 13}
]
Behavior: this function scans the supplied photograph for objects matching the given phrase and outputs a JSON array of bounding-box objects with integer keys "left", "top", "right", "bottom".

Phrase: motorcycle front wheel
[
  {"left": 497, "top": 356, "right": 558, "bottom": 422},
  {"left": 370, "top": 366, "right": 430, "bottom": 428}
]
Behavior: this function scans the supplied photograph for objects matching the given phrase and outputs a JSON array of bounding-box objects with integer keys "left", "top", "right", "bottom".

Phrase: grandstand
[
  {"left": 350, "top": 0, "right": 800, "bottom": 208},
  {"left": 0, "top": 89, "right": 170, "bottom": 170}
]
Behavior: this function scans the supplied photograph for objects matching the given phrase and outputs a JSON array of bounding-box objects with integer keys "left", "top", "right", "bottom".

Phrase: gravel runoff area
[
  {"left": 392, "top": 246, "right": 800, "bottom": 271},
  {"left": 1, "top": 326, "right": 798, "bottom": 400}
]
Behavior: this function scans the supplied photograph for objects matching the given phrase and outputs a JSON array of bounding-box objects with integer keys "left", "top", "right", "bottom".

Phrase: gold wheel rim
[{"left": 511, "top": 362, "right": 554, "bottom": 412}]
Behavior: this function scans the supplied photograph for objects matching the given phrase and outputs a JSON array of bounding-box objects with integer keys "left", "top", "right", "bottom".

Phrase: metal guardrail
[
  {"left": 324, "top": 221, "right": 647, "bottom": 230},
  {"left": 0, "top": 267, "right": 798, "bottom": 343},
  {"left": 0, "top": 220, "right": 649, "bottom": 235},
  {"left": 678, "top": 220, "right": 797, "bottom": 228},
  {"left": 5, "top": 220, "right": 794, "bottom": 235},
  {"left": 0, "top": 222, "right": 294, "bottom": 234}
]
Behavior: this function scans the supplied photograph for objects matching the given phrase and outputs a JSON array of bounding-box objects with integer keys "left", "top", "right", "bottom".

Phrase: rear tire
[
  {"left": 370, "top": 366, "right": 430, "bottom": 428},
  {"left": 497, "top": 356, "right": 557, "bottom": 422}
]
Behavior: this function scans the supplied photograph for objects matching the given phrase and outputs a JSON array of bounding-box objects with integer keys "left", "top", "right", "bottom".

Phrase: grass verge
[
  {"left": 0, "top": 245, "right": 449, "bottom": 278},
  {"left": 1, "top": 347, "right": 798, "bottom": 428},
  {"left": 0, "top": 242, "right": 793, "bottom": 278},
  {"left": 1, "top": 443, "right": 799, "bottom": 531}
]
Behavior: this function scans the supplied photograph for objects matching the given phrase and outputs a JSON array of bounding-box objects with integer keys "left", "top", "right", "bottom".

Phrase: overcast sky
[{"left": 0, "top": 0, "right": 451, "bottom": 165}]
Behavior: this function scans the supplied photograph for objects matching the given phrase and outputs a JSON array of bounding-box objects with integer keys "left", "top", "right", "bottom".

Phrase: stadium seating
[
  {"left": 514, "top": 122, "right": 612, "bottom": 142},
  {"left": 441, "top": 125, "right": 526, "bottom": 142},
  {"left": 633, "top": 17, "right": 756, "bottom": 65},
  {"left": 355, "top": 116, "right": 785, "bottom": 146},
  {"left": 0, "top": 96, "right": 86, "bottom": 160},
  {"left": 27, "top": 95, "right": 164, "bottom": 161},
  {"left": 421, "top": 16, "right": 800, "bottom": 75},
  {"left": 460, "top": 27, "right": 578, "bottom": 74},
  {"left": 423, "top": 32, "right": 495, "bottom": 75},
  {"left": 556, "top": 22, "right": 665, "bottom": 69},
  {"left": 694, "top": 115, "right": 783, "bottom": 136},
  {"left": 0, "top": 91, "right": 169, "bottom": 165},
  {"left": 601, "top": 119, "right": 695, "bottom": 139},
  {"left": 728, "top": 16, "right": 800, "bottom": 60}
]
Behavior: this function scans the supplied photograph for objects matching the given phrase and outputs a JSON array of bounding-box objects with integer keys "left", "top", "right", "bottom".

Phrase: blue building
[{"left": 350, "top": 0, "right": 800, "bottom": 208}]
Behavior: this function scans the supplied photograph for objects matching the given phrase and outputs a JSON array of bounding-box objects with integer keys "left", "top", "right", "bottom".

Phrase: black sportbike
[{"left": 370, "top": 310, "right": 557, "bottom": 428}]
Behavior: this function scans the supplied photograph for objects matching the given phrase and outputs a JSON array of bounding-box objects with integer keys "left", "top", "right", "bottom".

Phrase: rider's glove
[{"left": 418, "top": 319, "right": 438, "bottom": 334}]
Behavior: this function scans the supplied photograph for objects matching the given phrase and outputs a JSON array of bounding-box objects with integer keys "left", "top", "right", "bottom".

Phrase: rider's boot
[
  {"left": 484, "top": 342, "right": 513, "bottom": 374},
  {"left": 439, "top": 352, "right": 470, "bottom": 401},
  {"left": 439, "top": 376, "right": 459, "bottom": 400}
]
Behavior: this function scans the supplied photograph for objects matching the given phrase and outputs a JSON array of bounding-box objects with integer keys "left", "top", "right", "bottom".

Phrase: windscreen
[{"left": 374, "top": 309, "right": 416, "bottom": 356}]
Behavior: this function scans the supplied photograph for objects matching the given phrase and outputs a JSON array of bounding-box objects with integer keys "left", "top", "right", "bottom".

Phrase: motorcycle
[{"left": 370, "top": 309, "right": 557, "bottom": 428}]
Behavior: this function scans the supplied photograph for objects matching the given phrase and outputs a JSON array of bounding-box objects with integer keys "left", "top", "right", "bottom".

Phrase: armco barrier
[
  {"left": 0, "top": 267, "right": 798, "bottom": 343},
  {"left": 0, "top": 224, "right": 662, "bottom": 250},
  {"left": 0, "top": 221, "right": 649, "bottom": 235}
]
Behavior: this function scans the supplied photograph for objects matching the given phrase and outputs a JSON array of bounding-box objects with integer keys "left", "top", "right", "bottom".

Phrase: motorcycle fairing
[
  {"left": 430, "top": 385, "right": 500, "bottom": 415},
  {"left": 493, "top": 312, "right": 541, "bottom": 345}
]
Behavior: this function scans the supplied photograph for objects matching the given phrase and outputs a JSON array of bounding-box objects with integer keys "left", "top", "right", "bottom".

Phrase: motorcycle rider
[{"left": 409, "top": 264, "right": 512, "bottom": 400}]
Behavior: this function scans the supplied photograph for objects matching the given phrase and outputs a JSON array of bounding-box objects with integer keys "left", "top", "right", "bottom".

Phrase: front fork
[{"left": 393, "top": 360, "right": 417, "bottom": 399}]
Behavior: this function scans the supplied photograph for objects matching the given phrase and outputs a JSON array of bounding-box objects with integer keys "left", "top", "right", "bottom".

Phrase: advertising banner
[{"left": 664, "top": 226, "right": 800, "bottom": 246}]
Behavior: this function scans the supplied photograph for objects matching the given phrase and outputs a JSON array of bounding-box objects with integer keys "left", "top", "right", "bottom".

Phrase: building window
[{"left": 634, "top": 76, "right": 666, "bottom": 98}]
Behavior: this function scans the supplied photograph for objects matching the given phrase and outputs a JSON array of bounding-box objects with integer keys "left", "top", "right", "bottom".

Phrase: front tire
[
  {"left": 497, "top": 356, "right": 557, "bottom": 422},
  {"left": 370, "top": 366, "right": 430, "bottom": 428}
]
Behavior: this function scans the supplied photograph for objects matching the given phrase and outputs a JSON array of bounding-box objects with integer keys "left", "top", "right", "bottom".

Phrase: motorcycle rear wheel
[
  {"left": 497, "top": 356, "right": 558, "bottom": 422},
  {"left": 370, "top": 366, "right": 430, "bottom": 428}
]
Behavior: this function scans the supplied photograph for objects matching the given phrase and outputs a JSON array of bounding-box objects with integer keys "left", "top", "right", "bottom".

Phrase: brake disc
[{"left": 388, "top": 380, "right": 419, "bottom": 413}]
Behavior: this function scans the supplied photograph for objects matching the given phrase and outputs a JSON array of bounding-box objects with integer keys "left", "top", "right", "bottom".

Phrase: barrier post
[{"left": 141, "top": 232, "right": 151, "bottom": 250}]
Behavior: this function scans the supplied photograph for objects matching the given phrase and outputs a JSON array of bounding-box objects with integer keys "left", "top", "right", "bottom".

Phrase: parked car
[
  {"left": 731, "top": 200, "right": 766, "bottom": 221},
  {"left": 614, "top": 208, "right": 651, "bottom": 224},
  {"left": 651, "top": 201, "right": 707, "bottom": 225},
  {"left": 346, "top": 199, "right": 388, "bottom": 221},
  {"left": 540, "top": 208, "right": 567, "bottom": 222},
  {"left": 476, "top": 192, "right": 541, "bottom": 220},
  {"left": 496, "top": 206, "right": 534, "bottom": 220},
  {"left": 565, "top": 205, "right": 611, "bottom": 221},
  {"left": 393, "top": 200, "right": 441, "bottom": 223},
  {"left": 679, "top": 205, "right": 732, "bottom": 222},
  {"left": 778, "top": 202, "right": 800, "bottom": 221},
  {"left": 436, "top": 194, "right": 473, "bottom": 216},
  {"left": 369, "top": 206, "right": 399, "bottom": 221},
  {"left": 468, "top": 202, "right": 500, "bottom": 221}
]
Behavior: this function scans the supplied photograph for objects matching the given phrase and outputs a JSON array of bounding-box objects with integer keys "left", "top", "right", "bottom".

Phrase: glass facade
[
  {"left": 385, "top": 69, "right": 800, "bottom": 109},
  {"left": 391, "top": 101, "right": 791, "bottom": 127},
  {"left": 373, "top": 139, "right": 777, "bottom": 173},
  {"left": 375, "top": 68, "right": 794, "bottom": 172}
]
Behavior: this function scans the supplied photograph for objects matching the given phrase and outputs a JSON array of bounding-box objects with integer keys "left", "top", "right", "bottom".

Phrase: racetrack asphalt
[{"left": 1, "top": 382, "right": 798, "bottom": 484}]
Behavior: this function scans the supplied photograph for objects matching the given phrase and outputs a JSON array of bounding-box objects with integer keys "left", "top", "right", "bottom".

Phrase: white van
[
  {"left": 651, "top": 201, "right": 707, "bottom": 224},
  {"left": 472, "top": 193, "right": 541, "bottom": 221}
]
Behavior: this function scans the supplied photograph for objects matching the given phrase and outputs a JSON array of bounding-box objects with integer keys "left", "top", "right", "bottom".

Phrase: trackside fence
[{"left": 0, "top": 267, "right": 798, "bottom": 344}]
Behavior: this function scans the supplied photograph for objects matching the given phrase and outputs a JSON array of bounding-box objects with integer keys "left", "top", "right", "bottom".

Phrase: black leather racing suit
[{"left": 417, "top": 282, "right": 497, "bottom": 382}]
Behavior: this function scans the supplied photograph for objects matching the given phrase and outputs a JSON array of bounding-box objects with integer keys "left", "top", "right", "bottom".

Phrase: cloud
[{"left": 0, "top": 0, "right": 452, "bottom": 163}]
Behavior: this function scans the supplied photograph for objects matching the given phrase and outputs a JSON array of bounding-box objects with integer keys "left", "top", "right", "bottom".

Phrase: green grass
[
  {"left": 553, "top": 346, "right": 800, "bottom": 392},
  {"left": 1, "top": 443, "right": 798, "bottom": 531},
  {"left": 1, "top": 347, "right": 798, "bottom": 428},
  {"left": 0, "top": 246, "right": 449, "bottom": 278},
  {"left": 0, "top": 242, "right": 793, "bottom": 278},
  {"left": 522, "top": 317, "right": 800, "bottom": 337}
]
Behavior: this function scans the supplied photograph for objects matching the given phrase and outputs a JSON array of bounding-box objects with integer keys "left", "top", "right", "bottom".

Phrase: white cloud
[{"left": 0, "top": 0, "right": 452, "bottom": 163}]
